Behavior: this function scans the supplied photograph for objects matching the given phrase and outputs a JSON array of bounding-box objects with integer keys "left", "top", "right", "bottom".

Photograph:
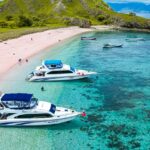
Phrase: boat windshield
[
  {"left": 70, "top": 67, "right": 75, "bottom": 72},
  {"left": 0, "top": 103, "right": 4, "bottom": 109}
]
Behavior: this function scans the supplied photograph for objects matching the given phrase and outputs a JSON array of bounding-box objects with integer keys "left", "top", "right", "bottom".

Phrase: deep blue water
[
  {"left": 0, "top": 31, "right": 150, "bottom": 150},
  {"left": 104, "top": 0, "right": 150, "bottom": 18}
]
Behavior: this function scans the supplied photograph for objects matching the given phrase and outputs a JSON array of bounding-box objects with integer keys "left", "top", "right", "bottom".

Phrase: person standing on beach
[{"left": 18, "top": 58, "right": 22, "bottom": 63}]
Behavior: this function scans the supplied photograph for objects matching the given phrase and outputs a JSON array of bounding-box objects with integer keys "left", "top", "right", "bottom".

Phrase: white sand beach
[{"left": 0, "top": 25, "right": 113, "bottom": 78}]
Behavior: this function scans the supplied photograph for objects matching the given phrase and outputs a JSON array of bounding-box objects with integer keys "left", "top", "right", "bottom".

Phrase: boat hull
[
  {"left": 28, "top": 72, "right": 96, "bottom": 82},
  {"left": 0, "top": 116, "right": 78, "bottom": 126},
  {"left": 103, "top": 45, "right": 123, "bottom": 48},
  {"left": 81, "top": 38, "right": 96, "bottom": 40}
]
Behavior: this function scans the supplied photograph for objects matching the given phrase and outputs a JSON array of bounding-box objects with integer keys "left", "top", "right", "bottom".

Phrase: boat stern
[{"left": 76, "top": 70, "right": 97, "bottom": 77}]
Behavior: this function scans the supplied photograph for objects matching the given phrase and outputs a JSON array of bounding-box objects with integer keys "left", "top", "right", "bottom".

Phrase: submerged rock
[
  {"left": 87, "top": 114, "right": 105, "bottom": 123},
  {"left": 107, "top": 134, "right": 129, "bottom": 150},
  {"left": 129, "top": 140, "right": 141, "bottom": 149}
]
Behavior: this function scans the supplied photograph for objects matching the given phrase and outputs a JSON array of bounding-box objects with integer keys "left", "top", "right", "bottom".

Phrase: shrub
[
  {"left": 63, "top": 18, "right": 71, "bottom": 26},
  {"left": 32, "top": 16, "right": 40, "bottom": 22},
  {"left": 9, "top": 22, "right": 16, "bottom": 28},
  {"left": 129, "top": 12, "right": 136, "bottom": 16},
  {"left": 103, "top": 19, "right": 112, "bottom": 25},
  {"left": 0, "top": 21, "right": 8, "bottom": 28},
  {"left": 17, "top": 15, "right": 33, "bottom": 27},
  {"left": 97, "top": 15, "right": 106, "bottom": 21},
  {"left": 32, "top": 21, "right": 46, "bottom": 27},
  {"left": 5, "top": 15, "right": 13, "bottom": 21}
]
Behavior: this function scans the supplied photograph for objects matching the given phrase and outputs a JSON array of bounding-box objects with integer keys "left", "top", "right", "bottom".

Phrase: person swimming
[{"left": 41, "top": 86, "right": 45, "bottom": 91}]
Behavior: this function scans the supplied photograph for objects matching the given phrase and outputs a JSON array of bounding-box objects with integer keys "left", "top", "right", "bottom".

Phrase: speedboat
[
  {"left": 126, "top": 38, "right": 145, "bottom": 42},
  {"left": 81, "top": 37, "right": 96, "bottom": 40},
  {"left": 26, "top": 60, "right": 97, "bottom": 82},
  {"left": 0, "top": 93, "right": 85, "bottom": 126},
  {"left": 103, "top": 43, "right": 123, "bottom": 48}
]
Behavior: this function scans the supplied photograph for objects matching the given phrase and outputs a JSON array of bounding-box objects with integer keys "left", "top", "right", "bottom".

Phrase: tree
[{"left": 17, "top": 15, "right": 33, "bottom": 27}]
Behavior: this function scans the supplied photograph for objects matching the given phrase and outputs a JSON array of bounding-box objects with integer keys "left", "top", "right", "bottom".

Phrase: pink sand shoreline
[{"left": 0, "top": 25, "right": 114, "bottom": 79}]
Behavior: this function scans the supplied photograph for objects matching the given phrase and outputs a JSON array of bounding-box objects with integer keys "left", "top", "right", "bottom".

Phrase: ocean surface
[
  {"left": 104, "top": 0, "right": 150, "bottom": 18},
  {"left": 0, "top": 31, "right": 150, "bottom": 150}
]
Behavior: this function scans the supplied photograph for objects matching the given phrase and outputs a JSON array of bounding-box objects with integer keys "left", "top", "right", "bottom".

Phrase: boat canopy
[
  {"left": 42, "top": 60, "right": 63, "bottom": 69},
  {"left": 1, "top": 93, "right": 33, "bottom": 102}
]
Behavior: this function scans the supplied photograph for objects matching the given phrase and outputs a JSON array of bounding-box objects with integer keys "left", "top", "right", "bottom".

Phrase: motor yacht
[
  {"left": 0, "top": 93, "right": 84, "bottom": 126},
  {"left": 26, "top": 60, "right": 97, "bottom": 82}
]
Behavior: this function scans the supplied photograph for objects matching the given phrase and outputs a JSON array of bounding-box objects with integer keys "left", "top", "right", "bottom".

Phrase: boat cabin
[{"left": 0, "top": 93, "right": 37, "bottom": 109}]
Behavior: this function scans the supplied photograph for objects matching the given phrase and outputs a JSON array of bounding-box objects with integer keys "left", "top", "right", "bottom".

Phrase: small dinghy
[
  {"left": 81, "top": 37, "right": 96, "bottom": 40},
  {"left": 103, "top": 43, "right": 123, "bottom": 48},
  {"left": 126, "top": 38, "right": 145, "bottom": 42}
]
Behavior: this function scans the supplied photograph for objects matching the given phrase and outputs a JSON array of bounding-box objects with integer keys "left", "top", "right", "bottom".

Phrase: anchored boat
[
  {"left": 26, "top": 60, "right": 97, "bottom": 82},
  {"left": 81, "top": 37, "right": 96, "bottom": 40},
  {"left": 103, "top": 43, "right": 123, "bottom": 48},
  {"left": 126, "top": 38, "right": 145, "bottom": 42},
  {"left": 0, "top": 93, "right": 84, "bottom": 126}
]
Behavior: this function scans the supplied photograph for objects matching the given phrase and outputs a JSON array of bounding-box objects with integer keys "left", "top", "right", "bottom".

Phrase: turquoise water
[{"left": 0, "top": 31, "right": 150, "bottom": 150}]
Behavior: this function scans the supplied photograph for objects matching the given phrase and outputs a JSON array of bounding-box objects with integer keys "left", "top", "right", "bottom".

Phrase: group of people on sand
[
  {"left": 18, "top": 58, "right": 28, "bottom": 63},
  {"left": 17, "top": 36, "right": 46, "bottom": 92},
  {"left": 18, "top": 58, "right": 46, "bottom": 92}
]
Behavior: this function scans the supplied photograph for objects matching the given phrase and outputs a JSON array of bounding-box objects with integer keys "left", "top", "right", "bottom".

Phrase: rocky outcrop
[
  {"left": 54, "top": 1, "right": 66, "bottom": 13},
  {"left": 120, "top": 21, "right": 150, "bottom": 29},
  {"left": 63, "top": 17, "right": 91, "bottom": 28}
]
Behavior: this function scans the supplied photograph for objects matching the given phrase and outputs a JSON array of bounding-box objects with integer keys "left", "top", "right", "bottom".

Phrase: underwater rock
[
  {"left": 56, "top": 132, "right": 61, "bottom": 135},
  {"left": 104, "top": 124, "right": 137, "bottom": 137},
  {"left": 69, "top": 130, "right": 73, "bottom": 133},
  {"left": 87, "top": 114, "right": 105, "bottom": 123},
  {"left": 103, "top": 101, "right": 135, "bottom": 111},
  {"left": 86, "top": 90, "right": 91, "bottom": 93},
  {"left": 107, "top": 134, "right": 129, "bottom": 150},
  {"left": 81, "top": 93, "right": 92, "bottom": 100},
  {"left": 145, "top": 110, "right": 150, "bottom": 118},
  {"left": 126, "top": 113, "right": 138, "bottom": 120},
  {"left": 80, "top": 126, "right": 89, "bottom": 132},
  {"left": 87, "top": 131, "right": 94, "bottom": 136},
  {"left": 83, "top": 84, "right": 94, "bottom": 88},
  {"left": 129, "top": 140, "right": 141, "bottom": 149}
]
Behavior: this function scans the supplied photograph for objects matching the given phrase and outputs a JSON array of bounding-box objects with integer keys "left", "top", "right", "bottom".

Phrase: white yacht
[
  {"left": 26, "top": 60, "right": 97, "bottom": 82},
  {"left": 0, "top": 93, "right": 84, "bottom": 126}
]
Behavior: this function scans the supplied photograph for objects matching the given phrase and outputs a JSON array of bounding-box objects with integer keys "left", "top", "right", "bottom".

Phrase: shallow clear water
[{"left": 0, "top": 31, "right": 150, "bottom": 150}]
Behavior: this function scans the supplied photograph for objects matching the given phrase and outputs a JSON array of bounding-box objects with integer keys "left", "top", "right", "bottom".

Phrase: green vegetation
[
  {"left": 0, "top": 0, "right": 149, "bottom": 40},
  {"left": 0, "top": 24, "right": 66, "bottom": 41}
]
